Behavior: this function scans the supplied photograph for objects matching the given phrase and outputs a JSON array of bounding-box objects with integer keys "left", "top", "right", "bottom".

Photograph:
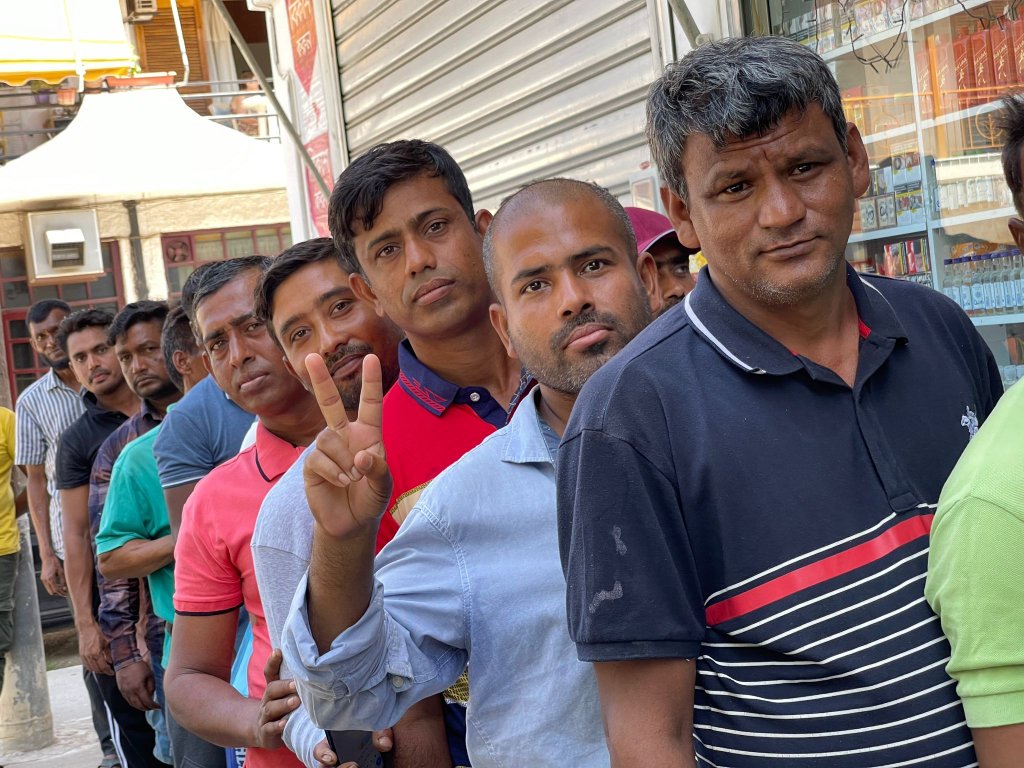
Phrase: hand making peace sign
[{"left": 302, "top": 352, "right": 393, "bottom": 539}]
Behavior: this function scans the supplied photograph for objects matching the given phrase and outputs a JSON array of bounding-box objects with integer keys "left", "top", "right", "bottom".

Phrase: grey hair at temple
[{"left": 645, "top": 36, "right": 849, "bottom": 201}]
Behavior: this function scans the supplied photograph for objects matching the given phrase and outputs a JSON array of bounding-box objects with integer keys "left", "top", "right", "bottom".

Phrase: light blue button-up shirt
[{"left": 283, "top": 388, "right": 608, "bottom": 768}]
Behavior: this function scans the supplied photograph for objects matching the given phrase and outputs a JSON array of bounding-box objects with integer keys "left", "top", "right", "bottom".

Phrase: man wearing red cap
[{"left": 625, "top": 206, "right": 697, "bottom": 311}]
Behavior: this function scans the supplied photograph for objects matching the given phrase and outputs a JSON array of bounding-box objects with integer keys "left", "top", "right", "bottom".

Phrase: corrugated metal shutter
[{"left": 331, "top": 0, "right": 666, "bottom": 209}]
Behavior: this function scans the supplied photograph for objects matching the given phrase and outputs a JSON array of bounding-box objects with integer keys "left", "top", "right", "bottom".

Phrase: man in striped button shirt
[{"left": 15, "top": 298, "right": 116, "bottom": 766}]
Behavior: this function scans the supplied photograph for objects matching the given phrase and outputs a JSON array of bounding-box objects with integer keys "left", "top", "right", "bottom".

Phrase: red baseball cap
[{"left": 625, "top": 206, "right": 694, "bottom": 256}]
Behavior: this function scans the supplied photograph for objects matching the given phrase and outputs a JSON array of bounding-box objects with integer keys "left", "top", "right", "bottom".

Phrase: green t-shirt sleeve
[
  {"left": 96, "top": 450, "right": 153, "bottom": 555},
  {"left": 926, "top": 496, "right": 1024, "bottom": 728}
]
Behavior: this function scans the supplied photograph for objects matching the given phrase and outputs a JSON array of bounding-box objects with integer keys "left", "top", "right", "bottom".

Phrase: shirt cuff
[
  {"left": 575, "top": 638, "right": 703, "bottom": 662},
  {"left": 109, "top": 635, "right": 144, "bottom": 670},
  {"left": 962, "top": 687, "right": 1024, "bottom": 728},
  {"left": 283, "top": 575, "right": 412, "bottom": 701}
]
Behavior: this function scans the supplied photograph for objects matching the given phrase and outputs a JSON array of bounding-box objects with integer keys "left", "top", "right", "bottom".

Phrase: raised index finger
[
  {"left": 305, "top": 353, "right": 350, "bottom": 431},
  {"left": 357, "top": 353, "right": 384, "bottom": 431}
]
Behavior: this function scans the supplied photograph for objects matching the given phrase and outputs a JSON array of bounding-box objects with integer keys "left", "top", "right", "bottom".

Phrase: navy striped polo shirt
[{"left": 557, "top": 264, "right": 1002, "bottom": 767}]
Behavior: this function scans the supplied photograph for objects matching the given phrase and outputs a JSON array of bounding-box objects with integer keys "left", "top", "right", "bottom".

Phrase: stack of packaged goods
[{"left": 854, "top": 156, "right": 926, "bottom": 233}]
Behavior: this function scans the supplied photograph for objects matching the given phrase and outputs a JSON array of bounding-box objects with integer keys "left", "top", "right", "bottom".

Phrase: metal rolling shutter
[{"left": 331, "top": 0, "right": 667, "bottom": 209}]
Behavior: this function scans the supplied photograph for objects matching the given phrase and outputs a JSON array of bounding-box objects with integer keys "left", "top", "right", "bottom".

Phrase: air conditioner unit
[
  {"left": 126, "top": 0, "right": 157, "bottom": 23},
  {"left": 24, "top": 210, "right": 104, "bottom": 284}
]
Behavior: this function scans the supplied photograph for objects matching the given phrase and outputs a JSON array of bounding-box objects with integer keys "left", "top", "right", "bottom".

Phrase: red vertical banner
[{"left": 286, "top": 0, "right": 334, "bottom": 237}]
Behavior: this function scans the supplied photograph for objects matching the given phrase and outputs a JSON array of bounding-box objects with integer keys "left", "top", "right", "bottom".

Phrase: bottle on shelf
[
  {"left": 1011, "top": 250, "right": 1019, "bottom": 313},
  {"left": 961, "top": 256, "right": 977, "bottom": 316},
  {"left": 971, "top": 254, "right": 992, "bottom": 317},
  {"left": 987, "top": 253, "right": 1005, "bottom": 315},
  {"left": 941, "top": 258, "right": 958, "bottom": 306},
  {"left": 999, "top": 252, "right": 1019, "bottom": 314}
]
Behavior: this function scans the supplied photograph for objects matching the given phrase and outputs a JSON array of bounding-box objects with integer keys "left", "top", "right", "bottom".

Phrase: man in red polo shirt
[
  {"left": 326, "top": 140, "right": 525, "bottom": 766},
  {"left": 164, "top": 251, "right": 399, "bottom": 768}
]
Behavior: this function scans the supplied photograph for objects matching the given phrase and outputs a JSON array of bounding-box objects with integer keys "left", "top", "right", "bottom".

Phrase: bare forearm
[
  {"left": 164, "top": 482, "right": 196, "bottom": 542},
  {"left": 25, "top": 471, "right": 54, "bottom": 558},
  {"left": 391, "top": 695, "right": 453, "bottom": 768},
  {"left": 307, "top": 522, "right": 378, "bottom": 653},
  {"left": 63, "top": 526, "right": 95, "bottom": 623},
  {"left": 973, "top": 723, "right": 1024, "bottom": 768},
  {"left": 608, "top": 734, "right": 695, "bottom": 768},
  {"left": 166, "top": 670, "right": 263, "bottom": 748},
  {"left": 99, "top": 536, "right": 174, "bottom": 579}
]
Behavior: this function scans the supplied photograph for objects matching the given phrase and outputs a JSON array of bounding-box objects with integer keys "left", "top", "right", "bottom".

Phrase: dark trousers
[
  {"left": 0, "top": 550, "right": 17, "bottom": 695},
  {"left": 64, "top": 581, "right": 116, "bottom": 758},
  {"left": 92, "top": 668, "right": 165, "bottom": 768}
]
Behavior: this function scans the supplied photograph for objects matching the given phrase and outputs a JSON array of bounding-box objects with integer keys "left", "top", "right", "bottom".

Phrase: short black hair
[
  {"left": 108, "top": 300, "right": 169, "bottom": 346},
  {"left": 185, "top": 255, "right": 272, "bottom": 324},
  {"left": 161, "top": 305, "right": 198, "bottom": 392},
  {"left": 327, "top": 140, "right": 474, "bottom": 274},
  {"left": 253, "top": 238, "right": 346, "bottom": 345},
  {"left": 27, "top": 299, "right": 72, "bottom": 327},
  {"left": 999, "top": 93, "right": 1024, "bottom": 217},
  {"left": 56, "top": 308, "right": 113, "bottom": 356}
]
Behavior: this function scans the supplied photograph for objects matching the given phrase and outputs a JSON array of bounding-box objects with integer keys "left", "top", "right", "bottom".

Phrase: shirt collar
[
  {"left": 44, "top": 368, "right": 79, "bottom": 394},
  {"left": 501, "top": 385, "right": 557, "bottom": 466},
  {"left": 253, "top": 422, "right": 305, "bottom": 482},
  {"left": 683, "top": 263, "right": 909, "bottom": 376},
  {"left": 396, "top": 339, "right": 507, "bottom": 428}
]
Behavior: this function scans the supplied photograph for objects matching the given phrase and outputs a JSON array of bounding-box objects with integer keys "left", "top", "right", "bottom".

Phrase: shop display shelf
[
  {"left": 972, "top": 312, "right": 1024, "bottom": 326},
  {"left": 821, "top": 0, "right": 991, "bottom": 63},
  {"left": 933, "top": 206, "right": 1016, "bottom": 229},
  {"left": 921, "top": 99, "right": 1006, "bottom": 132},
  {"left": 849, "top": 222, "right": 926, "bottom": 244},
  {"left": 862, "top": 123, "right": 917, "bottom": 146}
]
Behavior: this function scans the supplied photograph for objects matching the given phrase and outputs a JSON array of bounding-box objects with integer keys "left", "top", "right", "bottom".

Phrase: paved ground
[
  {"left": 1, "top": 625, "right": 104, "bottom": 768},
  {"left": 2, "top": 664, "right": 104, "bottom": 768}
]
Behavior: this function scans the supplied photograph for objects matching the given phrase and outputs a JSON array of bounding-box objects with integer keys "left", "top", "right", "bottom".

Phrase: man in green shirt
[
  {"left": 925, "top": 93, "right": 1024, "bottom": 768},
  {"left": 95, "top": 305, "right": 225, "bottom": 768}
]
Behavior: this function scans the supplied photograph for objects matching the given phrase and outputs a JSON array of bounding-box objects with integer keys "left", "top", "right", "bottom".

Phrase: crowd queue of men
[{"left": 3, "top": 35, "right": 1023, "bottom": 768}]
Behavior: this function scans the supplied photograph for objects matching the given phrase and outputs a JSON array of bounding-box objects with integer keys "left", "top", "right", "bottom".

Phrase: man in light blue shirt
[{"left": 283, "top": 178, "right": 659, "bottom": 766}]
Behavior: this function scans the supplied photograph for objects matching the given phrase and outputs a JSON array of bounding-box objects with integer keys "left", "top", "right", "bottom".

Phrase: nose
[
  {"left": 557, "top": 275, "right": 594, "bottom": 319},
  {"left": 758, "top": 175, "right": 807, "bottom": 230},
  {"left": 315, "top": 314, "right": 351, "bottom": 358},
  {"left": 405, "top": 237, "right": 437, "bottom": 278},
  {"left": 227, "top": 332, "right": 252, "bottom": 368},
  {"left": 86, "top": 352, "right": 103, "bottom": 371}
]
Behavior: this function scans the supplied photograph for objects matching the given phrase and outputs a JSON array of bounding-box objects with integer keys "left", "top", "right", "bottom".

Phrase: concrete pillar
[{"left": 0, "top": 516, "right": 54, "bottom": 752}]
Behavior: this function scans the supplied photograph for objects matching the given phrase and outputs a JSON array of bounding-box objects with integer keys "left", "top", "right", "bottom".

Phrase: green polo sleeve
[
  {"left": 96, "top": 446, "right": 156, "bottom": 554},
  {"left": 926, "top": 495, "right": 1024, "bottom": 728}
]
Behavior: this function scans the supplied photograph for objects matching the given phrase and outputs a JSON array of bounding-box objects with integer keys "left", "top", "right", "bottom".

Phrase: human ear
[{"left": 661, "top": 186, "right": 700, "bottom": 252}]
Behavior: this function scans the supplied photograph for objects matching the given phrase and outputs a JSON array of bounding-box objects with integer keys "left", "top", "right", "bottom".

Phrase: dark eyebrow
[
  {"left": 364, "top": 207, "right": 450, "bottom": 254},
  {"left": 278, "top": 286, "right": 352, "bottom": 338},
  {"left": 203, "top": 311, "right": 256, "bottom": 345},
  {"left": 510, "top": 245, "right": 615, "bottom": 286}
]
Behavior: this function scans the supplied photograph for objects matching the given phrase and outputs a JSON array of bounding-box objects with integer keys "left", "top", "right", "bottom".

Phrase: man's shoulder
[
  {"left": 190, "top": 445, "right": 257, "bottom": 503},
  {"left": 253, "top": 447, "right": 311, "bottom": 551},
  {"left": 17, "top": 374, "right": 50, "bottom": 404},
  {"left": 862, "top": 273, "right": 970, "bottom": 327},
  {"left": 571, "top": 307, "right": 695, "bottom": 430}
]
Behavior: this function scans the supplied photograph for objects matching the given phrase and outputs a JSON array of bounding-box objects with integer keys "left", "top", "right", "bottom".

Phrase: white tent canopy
[{"left": 0, "top": 88, "right": 286, "bottom": 212}]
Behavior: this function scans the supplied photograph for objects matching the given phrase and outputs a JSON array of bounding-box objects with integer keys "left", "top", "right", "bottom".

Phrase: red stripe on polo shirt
[{"left": 705, "top": 513, "right": 933, "bottom": 626}]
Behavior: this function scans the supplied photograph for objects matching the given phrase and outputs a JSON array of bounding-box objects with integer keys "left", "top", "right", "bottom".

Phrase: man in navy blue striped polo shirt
[{"left": 557, "top": 37, "right": 1003, "bottom": 768}]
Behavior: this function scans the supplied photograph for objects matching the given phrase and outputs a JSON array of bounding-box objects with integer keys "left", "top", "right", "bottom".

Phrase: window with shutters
[{"left": 135, "top": 0, "right": 210, "bottom": 114}]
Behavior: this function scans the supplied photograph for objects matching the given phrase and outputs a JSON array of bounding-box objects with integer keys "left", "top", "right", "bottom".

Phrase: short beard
[
  {"left": 323, "top": 341, "right": 374, "bottom": 411},
  {"left": 515, "top": 295, "right": 654, "bottom": 396},
  {"left": 745, "top": 247, "right": 846, "bottom": 307},
  {"left": 40, "top": 352, "right": 71, "bottom": 371}
]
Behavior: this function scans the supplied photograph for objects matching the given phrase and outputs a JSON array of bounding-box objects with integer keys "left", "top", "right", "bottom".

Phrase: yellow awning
[{"left": 0, "top": 0, "right": 137, "bottom": 86}]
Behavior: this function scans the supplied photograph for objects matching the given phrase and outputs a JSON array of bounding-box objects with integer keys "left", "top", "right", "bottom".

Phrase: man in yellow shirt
[{"left": 0, "top": 406, "right": 22, "bottom": 697}]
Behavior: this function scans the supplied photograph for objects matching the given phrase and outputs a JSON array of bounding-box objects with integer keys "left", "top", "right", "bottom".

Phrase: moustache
[
  {"left": 88, "top": 369, "right": 112, "bottom": 383},
  {"left": 550, "top": 311, "right": 622, "bottom": 352},
  {"left": 324, "top": 341, "right": 374, "bottom": 375}
]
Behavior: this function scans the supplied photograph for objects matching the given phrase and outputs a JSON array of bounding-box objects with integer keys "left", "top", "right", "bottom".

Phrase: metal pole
[
  {"left": 0, "top": 517, "right": 54, "bottom": 753},
  {"left": 169, "top": 0, "right": 191, "bottom": 86},
  {"left": 666, "top": 0, "right": 703, "bottom": 49},
  {"left": 206, "top": 0, "right": 331, "bottom": 200}
]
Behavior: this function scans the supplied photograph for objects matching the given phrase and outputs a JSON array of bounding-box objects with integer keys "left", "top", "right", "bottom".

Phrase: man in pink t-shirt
[{"left": 164, "top": 256, "right": 325, "bottom": 768}]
